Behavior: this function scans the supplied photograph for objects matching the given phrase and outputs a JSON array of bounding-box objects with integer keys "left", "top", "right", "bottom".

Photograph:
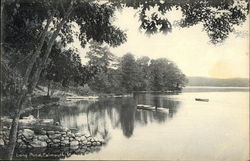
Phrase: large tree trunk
[
  {"left": 6, "top": 13, "right": 54, "bottom": 160},
  {"left": 6, "top": 3, "right": 74, "bottom": 160},
  {"left": 28, "top": 4, "right": 74, "bottom": 94},
  {"left": 47, "top": 80, "right": 51, "bottom": 96},
  {"left": 6, "top": 112, "right": 21, "bottom": 160}
]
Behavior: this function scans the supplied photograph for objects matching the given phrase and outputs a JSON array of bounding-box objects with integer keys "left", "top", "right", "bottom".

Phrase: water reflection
[{"left": 36, "top": 93, "right": 180, "bottom": 141}]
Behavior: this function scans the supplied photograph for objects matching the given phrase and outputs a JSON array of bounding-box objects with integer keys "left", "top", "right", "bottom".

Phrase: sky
[{"left": 72, "top": 7, "right": 249, "bottom": 79}]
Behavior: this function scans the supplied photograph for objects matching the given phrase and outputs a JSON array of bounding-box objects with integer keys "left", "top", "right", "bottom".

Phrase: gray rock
[
  {"left": 47, "top": 131, "right": 55, "bottom": 135},
  {"left": 82, "top": 140, "right": 87, "bottom": 145},
  {"left": 87, "top": 142, "right": 91, "bottom": 146},
  {"left": 19, "top": 143, "right": 27, "bottom": 148},
  {"left": 51, "top": 143, "right": 59, "bottom": 147},
  {"left": 80, "top": 136, "right": 87, "bottom": 141},
  {"left": 53, "top": 139, "right": 61, "bottom": 143},
  {"left": 96, "top": 141, "right": 101, "bottom": 146},
  {"left": 22, "top": 129, "right": 34, "bottom": 140},
  {"left": 0, "top": 138, "right": 4, "bottom": 146},
  {"left": 30, "top": 140, "right": 47, "bottom": 148},
  {"left": 70, "top": 145, "right": 79, "bottom": 150},
  {"left": 37, "top": 135, "right": 48, "bottom": 141},
  {"left": 70, "top": 140, "right": 79, "bottom": 147},
  {"left": 67, "top": 131, "right": 72, "bottom": 137},
  {"left": 49, "top": 134, "right": 61, "bottom": 139},
  {"left": 17, "top": 139, "right": 23, "bottom": 143},
  {"left": 40, "top": 130, "right": 47, "bottom": 135},
  {"left": 62, "top": 140, "right": 69, "bottom": 145},
  {"left": 61, "top": 131, "right": 66, "bottom": 135},
  {"left": 40, "top": 119, "right": 54, "bottom": 124},
  {"left": 75, "top": 137, "right": 81, "bottom": 141},
  {"left": 75, "top": 132, "right": 81, "bottom": 137}
]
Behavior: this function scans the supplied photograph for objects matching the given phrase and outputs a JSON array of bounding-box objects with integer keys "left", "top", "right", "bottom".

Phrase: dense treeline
[{"left": 86, "top": 42, "right": 187, "bottom": 94}]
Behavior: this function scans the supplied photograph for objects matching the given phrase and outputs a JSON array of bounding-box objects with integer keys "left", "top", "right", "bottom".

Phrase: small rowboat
[
  {"left": 137, "top": 104, "right": 169, "bottom": 113},
  {"left": 195, "top": 98, "right": 209, "bottom": 102},
  {"left": 66, "top": 96, "right": 99, "bottom": 100}
]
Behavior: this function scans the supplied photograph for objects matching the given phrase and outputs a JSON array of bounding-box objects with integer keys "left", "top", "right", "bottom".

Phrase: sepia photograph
[{"left": 0, "top": 0, "right": 249, "bottom": 160}]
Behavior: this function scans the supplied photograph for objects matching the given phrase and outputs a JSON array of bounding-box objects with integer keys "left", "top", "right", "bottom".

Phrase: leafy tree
[
  {"left": 2, "top": 0, "right": 126, "bottom": 159},
  {"left": 88, "top": 69, "right": 122, "bottom": 93},
  {"left": 119, "top": 53, "right": 138, "bottom": 93},
  {"left": 86, "top": 41, "right": 115, "bottom": 73},
  {"left": 110, "top": 0, "right": 249, "bottom": 44},
  {"left": 135, "top": 56, "right": 150, "bottom": 91},
  {"left": 149, "top": 58, "right": 186, "bottom": 91},
  {"left": 86, "top": 41, "right": 122, "bottom": 93},
  {"left": 42, "top": 46, "right": 89, "bottom": 96}
]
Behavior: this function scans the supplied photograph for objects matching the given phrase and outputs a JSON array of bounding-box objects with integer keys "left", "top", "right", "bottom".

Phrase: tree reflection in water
[{"left": 34, "top": 93, "right": 180, "bottom": 142}]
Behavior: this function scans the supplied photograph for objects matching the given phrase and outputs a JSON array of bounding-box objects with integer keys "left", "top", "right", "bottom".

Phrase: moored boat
[
  {"left": 136, "top": 104, "right": 169, "bottom": 113},
  {"left": 195, "top": 98, "right": 209, "bottom": 102}
]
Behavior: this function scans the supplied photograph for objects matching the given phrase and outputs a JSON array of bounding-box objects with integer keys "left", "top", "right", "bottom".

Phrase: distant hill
[{"left": 187, "top": 77, "right": 249, "bottom": 87}]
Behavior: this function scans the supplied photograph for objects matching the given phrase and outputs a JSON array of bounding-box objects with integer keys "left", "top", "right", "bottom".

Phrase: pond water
[{"left": 34, "top": 87, "right": 249, "bottom": 161}]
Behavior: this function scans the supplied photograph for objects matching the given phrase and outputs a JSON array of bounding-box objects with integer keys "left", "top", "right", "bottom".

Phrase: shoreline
[{"left": 0, "top": 116, "right": 105, "bottom": 160}]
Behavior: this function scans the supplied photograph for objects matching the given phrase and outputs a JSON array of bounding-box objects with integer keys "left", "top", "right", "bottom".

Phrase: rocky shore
[{"left": 0, "top": 116, "right": 104, "bottom": 159}]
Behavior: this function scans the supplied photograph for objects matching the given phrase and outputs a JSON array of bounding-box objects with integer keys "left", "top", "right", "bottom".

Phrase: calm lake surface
[{"left": 37, "top": 87, "right": 249, "bottom": 161}]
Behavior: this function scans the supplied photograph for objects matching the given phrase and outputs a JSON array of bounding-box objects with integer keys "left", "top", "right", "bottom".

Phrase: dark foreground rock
[{"left": 0, "top": 116, "right": 105, "bottom": 160}]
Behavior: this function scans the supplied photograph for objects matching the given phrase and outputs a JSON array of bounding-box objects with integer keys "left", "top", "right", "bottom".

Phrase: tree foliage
[
  {"left": 88, "top": 53, "right": 187, "bottom": 93},
  {"left": 110, "top": 0, "right": 249, "bottom": 43}
]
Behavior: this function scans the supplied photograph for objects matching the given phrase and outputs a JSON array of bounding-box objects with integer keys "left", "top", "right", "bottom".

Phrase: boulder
[
  {"left": 70, "top": 140, "right": 79, "bottom": 147},
  {"left": 80, "top": 136, "right": 87, "bottom": 141},
  {"left": 61, "top": 131, "right": 66, "bottom": 135},
  {"left": 30, "top": 140, "right": 47, "bottom": 148},
  {"left": 17, "top": 139, "right": 23, "bottom": 143},
  {"left": 61, "top": 140, "right": 70, "bottom": 145},
  {"left": 0, "top": 138, "right": 4, "bottom": 146},
  {"left": 86, "top": 142, "right": 91, "bottom": 146},
  {"left": 75, "top": 132, "right": 82, "bottom": 137},
  {"left": 22, "top": 129, "right": 34, "bottom": 140},
  {"left": 40, "top": 130, "right": 47, "bottom": 135},
  {"left": 75, "top": 137, "right": 81, "bottom": 141},
  {"left": 20, "top": 115, "right": 36, "bottom": 125},
  {"left": 81, "top": 139, "right": 87, "bottom": 145},
  {"left": 47, "top": 131, "right": 55, "bottom": 135},
  {"left": 37, "top": 135, "right": 48, "bottom": 141},
  {"left": 49, "top": 133, "right": 61, "bottom": 139},
  {"left": 70, "top": 145, "right": 78, "bottom": 150},
  {"left": 40, "top": 119, "right": 54, "bottom": 124},
  {"left": 53, "top": 139, "right": 61, "bottom": 143},
  {"left": 96, "top": 141, "right": 101, "bottom": 146}
]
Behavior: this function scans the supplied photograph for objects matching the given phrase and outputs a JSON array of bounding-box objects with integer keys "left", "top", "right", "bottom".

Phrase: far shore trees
[
  {"left": 87, "top": 52, "right": 188, "bottom": 93},
  {"left": 1, "top": 0, "right": 249, "bottom": 160}
]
